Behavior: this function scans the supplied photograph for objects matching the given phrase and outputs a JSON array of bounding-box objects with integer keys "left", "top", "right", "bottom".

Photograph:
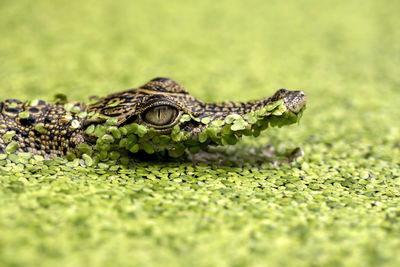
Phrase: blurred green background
[{"left": 1, "top": 0, "right": 400, "bottom": 266}]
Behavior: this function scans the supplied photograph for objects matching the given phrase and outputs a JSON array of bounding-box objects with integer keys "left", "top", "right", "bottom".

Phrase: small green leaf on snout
[
  {"left": 211, "top": 120, "right": 224, "bottom": 127},
  {"left": 70, "top": 106, "right": 82, "bottom": 114},
  {"left": 201, "top": 117, "right": 211, "bottom": 124},
  {"left": 63, "top": 103, "right": 75, "bottom": 112},
  {"left": 231, "top": 118, "right": 247, "bottom": 131},
  {"left": 225, "top": 114, "right": 241, "bottom": 124}
]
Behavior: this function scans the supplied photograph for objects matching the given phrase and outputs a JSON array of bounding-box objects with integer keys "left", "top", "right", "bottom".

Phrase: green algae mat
[{"left": 1, "top": 0, "right": 400, "bottom": 266}]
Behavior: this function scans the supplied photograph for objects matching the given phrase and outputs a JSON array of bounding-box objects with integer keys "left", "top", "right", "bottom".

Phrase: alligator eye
[{"left": 143, "top": 105, "right": 178, "bottom": 126}]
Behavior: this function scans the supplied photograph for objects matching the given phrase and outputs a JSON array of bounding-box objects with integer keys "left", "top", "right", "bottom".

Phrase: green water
[{"left": 0, "top": 0, "right": 399, "bottom": 266}]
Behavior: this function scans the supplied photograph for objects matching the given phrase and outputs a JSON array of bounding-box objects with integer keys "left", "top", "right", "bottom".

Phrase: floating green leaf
[
  {"left": 168, "top": 143, "right": 185, "bottom": 157},
  {"left": 201, "top": 117, "right": 211, "bottom": 124},
  {"left": 71, "top": 120, "right": 80, "bottom": 128},
  {"left": 108, "top": 126, "right": 121, "bottom": 139},
  {"left": 224, "top": 114, "right": 241, "bottom": 124},
  {"left": 198, "top": 131, "right": 208, "bottom": 143},
  {"left": 135, "top": 125, "right": 148, "bottom": 137},
  {"left": 129, "top": 144, "right": 140, "bottom": 153},
  {"left": 109, "top": 151, "right": 121, "bottom": 160},
  {"left": 107, "top": 100, "right": 120, "bottom": 107},
  {"left": 180, "top": 114, "right": 191, "bottom": 122},
  {"left": 82, "top": 153, "right": 93, "bottom": 166},
  {"left": 63, "top": 103, "right": 75, "bottom": 112},
  {"left": 6, "top": 142, "right": 18, "bottom": 154},
  {"left": 70, "top": 105, "right": 82, "bottom": 114},
  {"left": 78, "top": 143, "right": 93, "bottom": 155},
  {"left": 101, "top": 134, "right": 115, "bottom": 143},
  {"left": 142, "top": 143, "right": 155, "bottom": 154},
  {"left": 94, "top": 125, "right": 106, "bottom": 138},
  {"left": 18, "top": 111, "right": 30, "bottom": 119},
  {"left": 231, "top": 118, "right": 247, "bottom": 131},
  {"left": 34, "top": 124, "right": 47, "bottom": 134},
  {"left": 85, "top": 124, "right": 95, "bottom": 134},
  {"left": 2, "top": 131, "right": 16, "bottom": 143}
]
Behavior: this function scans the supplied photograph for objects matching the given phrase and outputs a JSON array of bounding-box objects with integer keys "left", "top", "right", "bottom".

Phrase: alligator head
[{"left": 84, "top": 77, "right": 306, "bottom": 157}]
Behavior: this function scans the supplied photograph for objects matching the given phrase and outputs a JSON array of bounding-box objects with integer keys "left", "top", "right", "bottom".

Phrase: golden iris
[{"left": 143, "top": 105, "right": 178, "bottom": 126}]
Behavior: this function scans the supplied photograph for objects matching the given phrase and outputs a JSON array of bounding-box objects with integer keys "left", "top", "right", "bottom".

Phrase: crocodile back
[{"left": 0, "top": 99, "right": 85, "bottom": 158}]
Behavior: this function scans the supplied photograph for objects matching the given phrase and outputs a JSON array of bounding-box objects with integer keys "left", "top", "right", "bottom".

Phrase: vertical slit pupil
[{"left": 158, "top": 107, "right": 162, "bottom": 120}]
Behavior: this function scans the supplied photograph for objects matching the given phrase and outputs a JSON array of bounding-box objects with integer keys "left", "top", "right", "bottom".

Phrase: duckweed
[{"left": 0, "top": 0, "right": 400, "bottom": 267}]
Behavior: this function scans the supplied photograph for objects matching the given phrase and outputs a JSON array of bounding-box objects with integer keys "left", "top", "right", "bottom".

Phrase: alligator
[{"left": 0, "top": 78, "right": 306, "bottom": 162}]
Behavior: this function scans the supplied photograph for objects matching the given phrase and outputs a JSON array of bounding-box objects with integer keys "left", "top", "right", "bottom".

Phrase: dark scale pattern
[
  {"left": 0, "top": 77, "right": 306, "bottom": 158},
  {"left": 0, "top": 100, "right": 85, "bottom": 158}
]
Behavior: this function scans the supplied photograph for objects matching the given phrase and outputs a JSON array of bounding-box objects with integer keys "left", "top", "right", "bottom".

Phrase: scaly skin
[{"left": 0, "top": 78, "right": 306, "bottom": 158}]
